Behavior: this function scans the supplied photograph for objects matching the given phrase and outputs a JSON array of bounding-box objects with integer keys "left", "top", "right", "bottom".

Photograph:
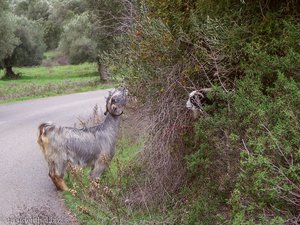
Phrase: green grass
[
  {"left": 63, "top": 136, "right": 144, "bottom": 225},
  {"left": 0, "top": 63, "right": 113, "bottom": 104},
  {"left": 63, "top": 135, "right": 175, "bottom": 224}
]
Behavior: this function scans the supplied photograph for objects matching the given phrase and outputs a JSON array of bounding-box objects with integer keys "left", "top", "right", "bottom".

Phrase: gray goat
[{"left": 37, "top": 87, "right": 127, "bottom": 191}]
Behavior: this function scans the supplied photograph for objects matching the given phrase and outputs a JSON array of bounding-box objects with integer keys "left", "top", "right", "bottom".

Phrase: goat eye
[
  {"left": 111, "top": 99, "right": 116, "bottom": 104},
  {"left": 190, "top": 96, "right": 196, "bottom": 104}
]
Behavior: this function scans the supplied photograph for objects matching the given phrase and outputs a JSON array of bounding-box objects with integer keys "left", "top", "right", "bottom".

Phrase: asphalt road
[{"left": 0, "top": 90, "right": 110, "bottom": 225}]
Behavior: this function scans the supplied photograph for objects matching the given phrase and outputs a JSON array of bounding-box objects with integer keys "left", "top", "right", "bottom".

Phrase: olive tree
[
  {"left": 0, "top": 0, "right": 19, "bottom": 64},
  {"left": 87, "top": 0, "right": 135, "bottom": 82},
  {"left": 15, "top": 0, "right": 50, "bottom": 21},
  {"left": 59, "top": 12, "right": 97, "bottom": 64},
  {"left": 1, "top": 15, "right": 46, "bottom": 78},
  {"left": 44, "top": 0, "right": 88, "bottom": 50}
]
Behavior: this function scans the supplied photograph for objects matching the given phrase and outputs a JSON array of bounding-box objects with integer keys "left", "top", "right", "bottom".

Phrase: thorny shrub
[
  {"left": 102, "top": 0, "right": 300, "bottom": 223},
  {"left": 106, "top": 12, "right": 236, "bottom": 207},
  {"left": 183, "top": 74, "right": 300, "bottom": 223}
]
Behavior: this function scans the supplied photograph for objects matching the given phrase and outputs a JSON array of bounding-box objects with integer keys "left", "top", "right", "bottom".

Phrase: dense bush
[
  {"left": 14, "top": 0, "right": 50, "bottom": 21},
  {"left": 184, "top": 74, "right": 300, "bottom": 223},
  {"left": 230, "top": 74, "right": 300, "bottom": 222},
  {"left": 104, "top": 0, "right": 300, "bottom": 223},
  {"left": 69, "top": 37, "right": 97, "bottom": 65}
]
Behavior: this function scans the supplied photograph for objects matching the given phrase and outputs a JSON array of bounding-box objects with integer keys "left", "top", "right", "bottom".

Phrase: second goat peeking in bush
[{"left": 186, "top": 88, "right": 212, "bottom": 119}]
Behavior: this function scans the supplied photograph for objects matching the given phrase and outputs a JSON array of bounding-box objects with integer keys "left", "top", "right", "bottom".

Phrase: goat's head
[
  {"left": 104, "top": 86, "right": 128, "bottom": 116},
  {"left": 186, "top": 88, "right": 212, "bottom": 118},
  {"left": 186, "top": 90, "right": 204, "bottom": 110}
]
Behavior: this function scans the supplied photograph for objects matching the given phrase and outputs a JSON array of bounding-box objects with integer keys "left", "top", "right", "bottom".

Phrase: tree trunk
[
  {"left": 5, "top": 66, "right": 18, "bottom": 79},
  {"left": 98, "top": 62, "right": 109, "bottom": 82},
  {"left": 3, "top": 58, "right": 18, "bottom": 79},
  {"left": 96, "top": 55, "right": 109, "bottom": 82}
]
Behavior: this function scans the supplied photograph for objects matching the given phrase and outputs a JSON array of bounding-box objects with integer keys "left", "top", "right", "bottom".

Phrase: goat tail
[{"left": 37, "top": 122, "right": 55, "bottom": 147}]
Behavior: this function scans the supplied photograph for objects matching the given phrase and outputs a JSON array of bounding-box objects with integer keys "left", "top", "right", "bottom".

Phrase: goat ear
[
  {"left": 119, "top": 86, "right": 126, "bottom": 92},
  {"left": 199, "top": 88, "right": 212, "bottom": 93},
  {"left": 109, "top": 89, "right": 116, "bottom": 96}
]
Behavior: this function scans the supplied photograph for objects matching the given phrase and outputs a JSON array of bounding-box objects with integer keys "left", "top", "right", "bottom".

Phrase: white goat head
[{"left": 186, "top": 88, "right": 212, "bottom": 118}]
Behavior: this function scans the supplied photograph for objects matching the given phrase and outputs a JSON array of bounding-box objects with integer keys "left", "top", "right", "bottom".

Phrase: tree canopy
[
  {"left": 59, "top": 13, "right": 97, "bottom": 64},
  {"left": 0, "top": 1, "right": 46, "bottom": 78},
  {"left": 0, "top": 0, "right": 19, "bottom": 64}
]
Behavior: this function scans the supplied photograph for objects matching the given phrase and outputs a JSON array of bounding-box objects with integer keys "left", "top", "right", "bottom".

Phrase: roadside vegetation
[
  {"left": 63, "top": 105, "right": 150, "bottom": 224},
  {"left": 0, "top": 62, "right": 112, "bottom": 104},
  {"left": 61, "top": 0, "right": 299, "bottom": 224},
  {"left": 1, "top": 0, "right": 299, "bottom": 224},
  {"left": 0, "top": 0, "right": 115, "bottom": 103}
]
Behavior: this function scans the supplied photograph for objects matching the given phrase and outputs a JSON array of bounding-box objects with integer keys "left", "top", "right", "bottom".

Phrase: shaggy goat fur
[{"left": 37, "top": 87, "right": 127, "bottom": 191}]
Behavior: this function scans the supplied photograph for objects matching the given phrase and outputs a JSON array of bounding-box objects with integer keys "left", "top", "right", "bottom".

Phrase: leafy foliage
[
  {"left": 104, "top": 0, "right": 300, "bottom": 223},
  {"left": 45, "top": 0, "right": 89, "bottom": 50},
  {"left": 185, "top": 74, "right": 300, "bottom": 223},
  {"left": 86, "top": 0, "right": 129, "bottom": 55},
  {"left": 59, "top": 13, "right": 97, "bottom": 64},
  {"left": 7, "top": 15, "right": 46, "bottom": 67},
  {"left": 0, "top": 1, "right": 46, "bottom": 78},
  {"left": 0, "top": 1, "right": 19, "bottom": 63},
  {"left": 230, "top": 74, "right": 300, "bottom": 222},
  {"left": 15, "top": 0, "right": 50, "bottom": 21}
]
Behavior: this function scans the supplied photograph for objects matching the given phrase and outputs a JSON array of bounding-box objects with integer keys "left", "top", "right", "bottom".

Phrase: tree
[
  {"left": 0, "top": 0, "right": 19, "bottom": 65},
  {"left": 14, "top": 0, "right": 30, "bottom": 17},
  {"left": 59, "top": 13, "right": 97, "bottom": 64},
  {"left": 87, "top": 0, "right": 134, "bottom": 82},
  {"left": 15, "top": 0, "right": 50, "bottom": 21},
  {"left": 15, "top": 0, "right": 56, "bottom": 50},
  {"left": 66, "top": 0, "right": 88, "bottom": 15},
  {"left": 27, "top": 0, "right": 50, "bottom": 21},
  {"left": 2, "top": 15, "right": 46, "bottom": 78},
  {"left": 43, "top": 0, "right": 88, "bottom": 50}
]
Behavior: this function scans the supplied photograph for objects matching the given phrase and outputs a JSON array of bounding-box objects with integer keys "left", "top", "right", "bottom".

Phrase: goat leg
[
  {"left": 48, "top": 161, "right": 68, "bottom": 191},
  {"left": 49, "top": 173, "right": 69, "bottom": 191},
  {"left": 89, "top": 153, "right": 110, "bottom": 180}
]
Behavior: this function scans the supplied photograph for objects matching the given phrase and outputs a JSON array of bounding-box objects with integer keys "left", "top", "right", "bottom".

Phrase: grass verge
[
  {"left": 0, "top": 63, "right": 113, "bottom": 104},
  {"left": 61, "top": 106, "right": 173, "bottom": 224},
  {"left": 63, "top": 137, "right": 142, "bottom": 224}
]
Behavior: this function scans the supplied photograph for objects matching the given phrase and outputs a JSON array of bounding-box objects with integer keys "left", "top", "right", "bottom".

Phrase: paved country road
[{"left": 0, "top": 90, "right": 110, "bottom": 225}]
